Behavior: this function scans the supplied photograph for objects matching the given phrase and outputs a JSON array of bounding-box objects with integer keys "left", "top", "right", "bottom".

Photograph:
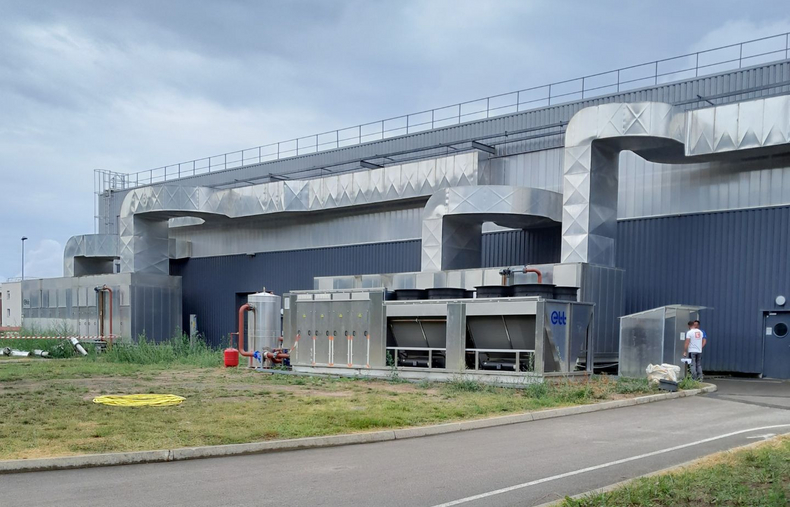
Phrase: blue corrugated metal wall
[
  {"left": 170, "top": 240, "right": 420, "bottom": 347},
  {"left": 170, "top": 229, "right": 560, "bottom": 347},
  {"left": 617, "top": 205, "right": 790, "bottom": 374},
  {"left": 481, "top": 227, "right": 561, "bottom": 267},
  {"left": 173, "top": 207, "right": 789, "bottom": 374}
]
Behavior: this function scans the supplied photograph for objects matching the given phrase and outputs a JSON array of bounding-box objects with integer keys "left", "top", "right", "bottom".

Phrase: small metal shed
[{"left": 618, "top": 305, "right": 706, "bottom": 378}]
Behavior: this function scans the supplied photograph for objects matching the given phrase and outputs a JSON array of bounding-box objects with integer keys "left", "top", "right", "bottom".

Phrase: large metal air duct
[{"left": 561, "top": 96, "right": 790, "bottom": 266}]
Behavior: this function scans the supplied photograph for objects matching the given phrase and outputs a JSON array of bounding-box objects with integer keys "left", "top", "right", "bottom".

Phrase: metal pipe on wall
[
  {"left": 523, "top": 268, "right": 543, "bottom": 284},
  {"left": 498, "top": 267, "right": 543, "bottom": 285}
]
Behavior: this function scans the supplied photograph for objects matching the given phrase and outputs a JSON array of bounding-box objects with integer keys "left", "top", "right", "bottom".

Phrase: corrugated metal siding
[
  {"left": 170, "top": 241, "right": 421, "bottom": 347},
  {"left": 101, "top": 60, "right": 790, "bottom": 233},
  {"left": 618, "top": 152, "right": 790, "bottom": 219},
  {"left": 578, "top": 264, "right": 625, "bottom": 356},
  {"left": 171, "top": 229, "right": 561, "bottom": 347},
  {"left": 170, "top": 205, "right": 423, "bottom": 258},
  {"left": 170, "top": 204, "right": 790, "bottom": 374},
  {"left": 481, "top": 227, "right": 561, "bottom": 267},
  {"left": 168, "top": 147, "right": 790, "bottom": 259},
  {"left": 483, "top": 150, "right": 565, "bottom": 192},
  {"left": 616, "top": 205, "right": 790, "bottom": 373},
  {"left": 486, "top": 147, "right": 790, "bottom": 221}
]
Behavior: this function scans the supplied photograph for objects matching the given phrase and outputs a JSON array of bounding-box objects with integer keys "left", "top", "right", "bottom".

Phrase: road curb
[
  {"left": 0, "top": 383, "right": 717, "bottom": 475},
  {"left": 533, "top": 429, "right": 773, "bottom": 507}
]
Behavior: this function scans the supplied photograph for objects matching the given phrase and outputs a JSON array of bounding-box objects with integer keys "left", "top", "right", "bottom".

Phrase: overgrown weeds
[
  {"left": 444, "top": 378, "right": 495, "bottom": 393},
  {"left": 1, "top": 323, "right": 93, "bottom": 358},
  {"left": 614, "top": 376, "right": 652, "bottom": 394},
  {"left": 2, "top": 332, "right": 220, "bottom": 366},
  {"left": 0, "top": 338, "right": 94, "bottom": 358},
  {"left": 678, "top": 375, "right": 702, "bottom": 390},
  {"left": 101, "top": 333, "right": 220, "bottom": 367},
  {"left": 18, "top": 321, "right": 78, "bottom": 338}
]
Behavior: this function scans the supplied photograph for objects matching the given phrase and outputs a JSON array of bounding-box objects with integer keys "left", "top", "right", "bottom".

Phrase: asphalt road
[{"left": 3, "top": 380, "right": 789, "bottom": 507}]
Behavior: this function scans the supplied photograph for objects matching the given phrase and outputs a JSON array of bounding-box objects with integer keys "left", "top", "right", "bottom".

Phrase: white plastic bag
[{"left": 646, "top": 363, "right": 681, "bottom": 384}]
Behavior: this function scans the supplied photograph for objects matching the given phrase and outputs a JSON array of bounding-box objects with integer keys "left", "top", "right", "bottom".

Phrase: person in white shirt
[{"left": 683, "top": 320, "right": 707, "bottom": 381}]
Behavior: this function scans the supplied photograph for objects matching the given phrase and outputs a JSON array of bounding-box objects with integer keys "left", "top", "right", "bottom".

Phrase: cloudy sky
[{"left": 1, "top": 0, "right": 789, "bottom": 280}]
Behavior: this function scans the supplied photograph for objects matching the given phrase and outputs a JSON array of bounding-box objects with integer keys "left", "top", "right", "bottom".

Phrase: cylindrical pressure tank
[
  {"left": 248, "top": 291, "right": 282, "bottom": 354},
  {"left": 224, "top": 348, "right": 239, "bottom": 367}
]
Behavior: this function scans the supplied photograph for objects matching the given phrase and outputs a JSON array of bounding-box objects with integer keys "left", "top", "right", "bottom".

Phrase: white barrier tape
[{"left": 0, "top": 335, "right": 116, "bottom": 340}]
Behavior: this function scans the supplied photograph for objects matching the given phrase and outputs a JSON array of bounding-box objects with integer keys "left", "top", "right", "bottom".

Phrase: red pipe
[
  {"left": 523, "top": 268, "right": 542, "bottom": 284},
  {"left": 264, "top": 350, "right": 290, "bottom": 363},
  {"left": 238, "top": 303, "right": 255, "bottom": 358}
]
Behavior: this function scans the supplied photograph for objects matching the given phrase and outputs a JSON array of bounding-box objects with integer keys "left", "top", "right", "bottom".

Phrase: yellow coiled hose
[{"left": 93, "top": 394, "right": 185, "bottom": 407}]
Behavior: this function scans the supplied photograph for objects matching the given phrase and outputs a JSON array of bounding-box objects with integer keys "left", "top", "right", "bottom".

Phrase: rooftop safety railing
[{"left": 97, "top": 32, "right": 790, "bottom": 192}]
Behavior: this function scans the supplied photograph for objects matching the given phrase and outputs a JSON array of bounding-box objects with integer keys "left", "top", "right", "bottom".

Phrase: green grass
[
  {"left": 0, "top": 361, "right": 662, "bottom": 460},
  {"left": 101, "top": 334, "right": 220, "bottom": 367},
  {"left": 562, "top": 436, "right": 790, "bottom": 506}
]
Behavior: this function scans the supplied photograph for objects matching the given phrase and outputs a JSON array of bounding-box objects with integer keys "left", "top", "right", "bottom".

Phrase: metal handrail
[
  {"left": 4, "top": 277, "right": 41, "bottom": 283},
  {"left": 97, "top": 32, "right": 790, "bottom": 192}
]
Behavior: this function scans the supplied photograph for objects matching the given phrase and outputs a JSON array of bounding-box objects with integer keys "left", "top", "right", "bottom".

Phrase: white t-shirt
[{"left": 686, "top": 329, "right": 705, "bottom": 353}]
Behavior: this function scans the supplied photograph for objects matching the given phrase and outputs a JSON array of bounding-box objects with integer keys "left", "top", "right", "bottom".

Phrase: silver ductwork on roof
[
  {"left": 88, "top": 95, "right": 790, "bottom": 276},
  {"left": 561, "top": 96, "right": 790, "bottom": 266},
  {"left": 420, "top": 185, "right": 562, "bottom": 271},
  {"left": 47, "top": 92, "right": 790, "bottom": 349},
  {"left": 63, "top": 234, "right": 192, "bottom": 277},
  {"left": 116, "top": 152, "right": 481, "bottom": 274}
]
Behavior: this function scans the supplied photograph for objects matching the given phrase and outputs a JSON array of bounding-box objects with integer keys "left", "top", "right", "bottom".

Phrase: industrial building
[
  {"left": 22, "top": 34, "right": 790, "bottom": 378},
  {"left": 0, "top": 280, "right": 22, "bottom": 328}
]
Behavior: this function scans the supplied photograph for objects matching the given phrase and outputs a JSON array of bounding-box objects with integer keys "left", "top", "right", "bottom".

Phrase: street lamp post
[{"left": 21, "top": 237, "right": 27, "bottom": 281}]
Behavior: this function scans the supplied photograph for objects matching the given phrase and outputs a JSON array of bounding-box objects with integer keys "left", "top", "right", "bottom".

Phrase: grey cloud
[{"left": 1, "top": 0, "right": 789, "bottom": 279}]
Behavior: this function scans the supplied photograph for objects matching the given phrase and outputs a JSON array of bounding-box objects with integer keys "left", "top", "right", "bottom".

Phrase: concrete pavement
[
  {"left": 708, "top": 377, "right": 790, "bottom": 410},
  {"left": 2, "top": 381, "right": 789, "bottom": 506}
]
